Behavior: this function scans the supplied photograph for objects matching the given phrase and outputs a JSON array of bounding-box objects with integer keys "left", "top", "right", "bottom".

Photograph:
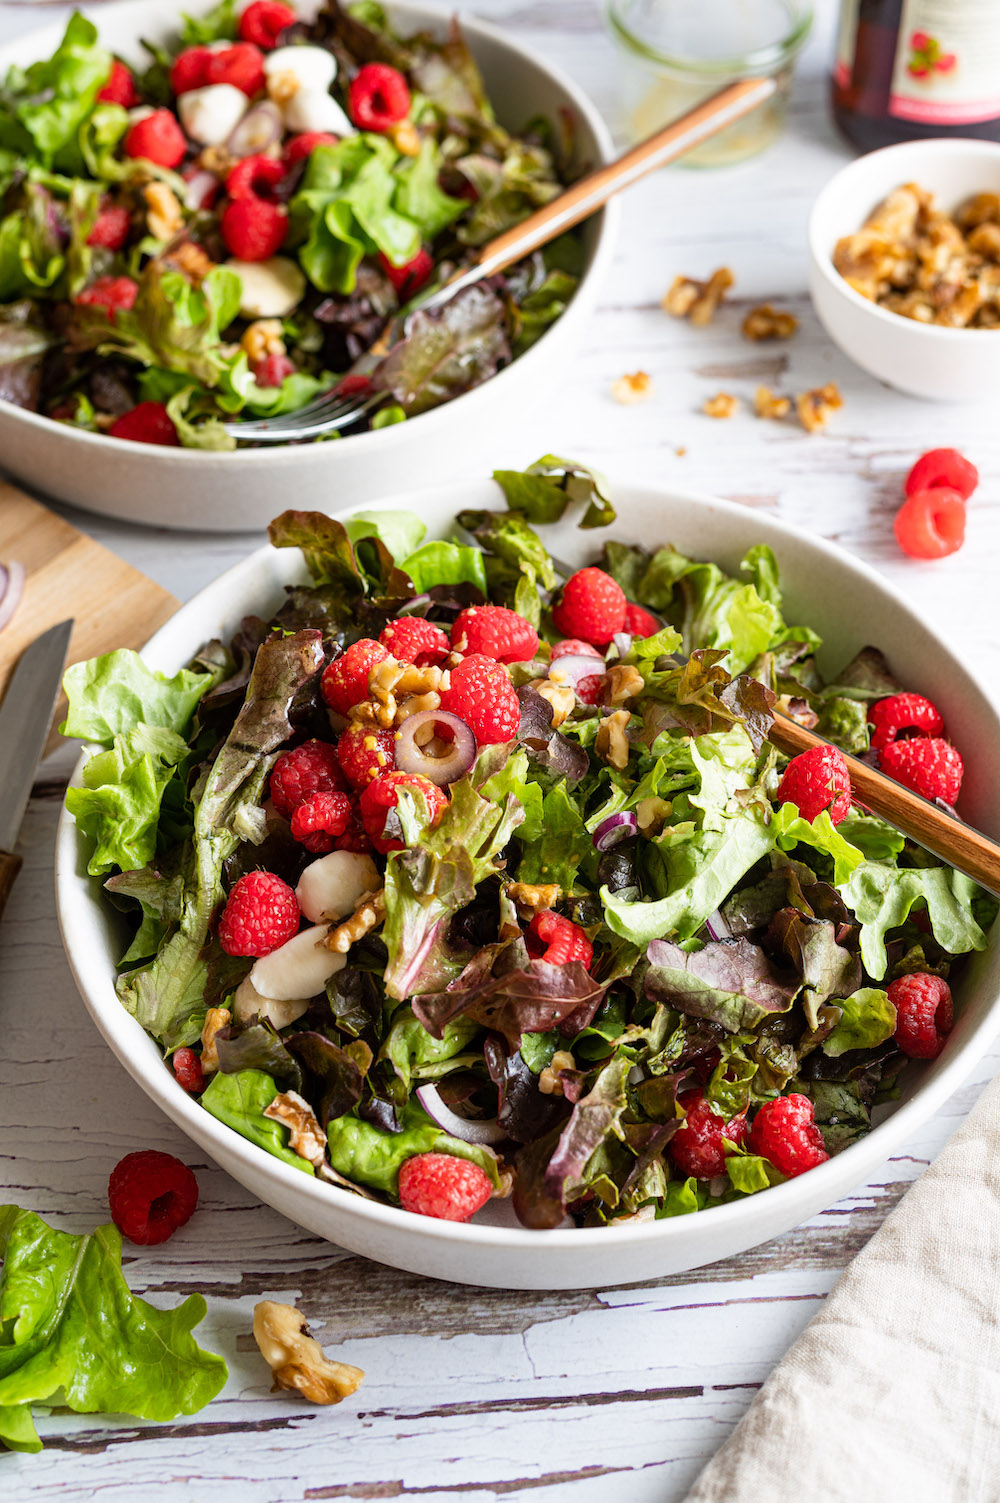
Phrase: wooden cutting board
[{"left": 0, "top": 481, "right": 180, "bottom": 756}]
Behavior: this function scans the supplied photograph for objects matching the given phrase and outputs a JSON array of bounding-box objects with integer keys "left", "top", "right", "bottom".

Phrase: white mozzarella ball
[
  {"left": 226, "top": 256, "right": 307, "bottom": 318},
  {"left": 296, "top": 851, "right": 381, "bottom": 925},
  {"left": 264, "top": 44, "right": 337, "bottom": 93},
  {"left": 249, "top": 925, "right": 346, "bottom": 1001},
  {"left": 178, "top": 83, "right": 249, "bottom": 145},
  {"left": 282, "top": 87, "right": 354, "bottom": 136}
]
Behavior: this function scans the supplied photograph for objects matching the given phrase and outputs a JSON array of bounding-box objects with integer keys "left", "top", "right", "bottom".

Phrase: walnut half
[
  {"left": 611, "top": 370, "right": 653, "bottom": 404},
  {"left": 703, "top": 392, "right": 740, "bottom": 419},
  {"left": 796, "top": 381, "right": 843, "bottom": 433},
  {"left": 663, "top": 267, "right": 733, "bottom": 325},
  {"left": 742, "top": 304, "right": 799, "bottom": 341},
  {"left": 263, "top": 1091, "right": 327, "bottom": 1166},
  {"left": 253, "top": 1301, "right": 364, "bottom": 1406}
]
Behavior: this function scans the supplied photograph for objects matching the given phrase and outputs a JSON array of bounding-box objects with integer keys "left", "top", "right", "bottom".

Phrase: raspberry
[
  {"left": 378, "top": 617, "right": 450, "bottom": 666},
  {"left": 894, "top": 487, "right": 966, "bottom": 560},
  {"left": 321, "top": 638, "right": 389, "bottom": 715},
  {"left": 238, "top": 0, "right": 296, "bottom": 49},
  {"left": 451, "top": 605, "right": 539, "bottom": 665},
  {"left": 284, "top": 131, "right": 337, "bottom": 166},
  {"left": 290, "top": 790, "right": 354, "bottom": 853},
  {"left": 205, "top": 42, "right": 266, "bottom": 96},
  {"left": 270, "top": 738, "right": 346, "bottom": 819},
  {"left": 377, "top": 246, "right": 434, "bottom": 297},
  {"left": 98, "top": 59, "right": 140, "bottom": 107},
  {"left": 881, "top": 737, "right": 963, "bottom": 804},
  {"left": 87, "top": 203, "right": 132, "bottom": 251},
  {"left": 253, "top": 352, "right": 296, "bottom": 387},
  {"left": 775, "top": 743, "right": 852, "bottom": 824},
  {"left": 337, "top": 723, "right": 396, "bottom": 788},
  {"left": 217, "top": 870, "right": 300, "bottom": 956},
  {"left": 868, "top": 691, "right": 945, "bottom": 753},
  {"left": 748, "top": 1094, "right": 829, "bottom": 1178},
  {"left": 123, "top": 109, "right": 187, "bottom": 169},
  {"left": 905, "top": 447, "right": 978, "bottom": 502},
  {"left": 552, "top": 567, "right": 627, "bottom": 646},
  {"left": 336, "top": 373, "right": 373, "bottom": 398},
  {"left": 360, "top": 771, "right": 447, "bottom": 854},
  {"left": 226, "top": 153, "right": 284, "bottom": 201},
  {"left": 76, "top": 275, "right": 138, "bottom": 320},
  {"left": 397, "top": 1152, "right": 492, "bottom": 1221},
  {"left": 172, "top": 1047, "right": 204, "bottom": 1093},
  {"left": 221, "top": 197, "right": 287, "bottom": 260},
  {"left": 887, "top": 972, "right": 953, "bottom": 1059},
  {"left": 108, "top": 1150, "right": 199, "bottom": 1245},
  {"left": 170, "top": 45, "right": 212, "bottom": 95},
  {"left": 576, "top": 673, "right": 605, "bottom": 706},
  {"left": 348, "top": 62, "right": 411, "bottom": 131},
  {"left": 623, "top": 602, "right": 661, "bottom": 638},
  {"left": 334, "top": 806, "right": 374, "bottom": 854},
  {"left": 525, "top": 911, "right": 593, "bottom": 968},
  {"left": 551, "top": 638, "right": 602, "bottom": 662},
  {"left": 438, "top": 654, "right": 519, "bottom": 746},
  {"left": 669, "top": 1089, "right": 748, "bottom": 1180},
  {"left": 109, "top": 401, "right": 180, "bottom": 446}
]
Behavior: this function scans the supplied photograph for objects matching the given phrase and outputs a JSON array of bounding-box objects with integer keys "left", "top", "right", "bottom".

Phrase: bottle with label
[{"left": 833, "top": 1, "right": 1000, "bottom": 151}]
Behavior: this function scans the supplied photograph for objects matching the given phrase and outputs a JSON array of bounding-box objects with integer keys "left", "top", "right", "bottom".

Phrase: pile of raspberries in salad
[
  {"left": 0, "top": 1, "right": 581, "bottom": 447},
  {"left": 63, "top": 459, "right": 995, "bottom": 1228}
]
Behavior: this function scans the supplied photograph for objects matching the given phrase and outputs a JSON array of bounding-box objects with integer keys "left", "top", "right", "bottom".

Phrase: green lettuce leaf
[
  {"left": 644, "top": 936, "right": 799, "bottom": 1033},
  {"left": 772, "top": 803, "right": 865, "bottom": 886},
  {"left": 0, "top": 14, "right": 111, "bottom": 167},
  {"left": 373, "top": 283, "right": 509, "bottom": 417},
  {"left": 65, "top": 724, "right": 189, "bottom": 876},
  {"left": 725, "top": 1152, "right": 777, "bottom": 1195},
  {"left": 200, "top": 1069, "right": 314, "bottom": 1173},
  {"left": 400, "top": 539, "right": 488, "bottom": 593},
  {"left": 383, "top": 1008, "right": 480, "bottom": 1090},
  {"left": 62, "top": 648, "right": 215, "bottom": 744},
  {"left": 823, "top": 988, "right": 896, "bottom": 1057},
  {"left": 180, "top": 0, "right": 238, "bottom": 45},
  {"left": 345, "top": 509, "right": 427, "bottom": 562},
  {"left": 326, "top": 1101, "right": 501, "bottom": 1195},
  {"left": 838, "top": 862, "right": 989, "bottom": 978},
  {"left": 515, "top": 781, "right": 593, "bottom": 892},
  {"left": 492, "top": 455, "right": 615, "bottom": 530}
]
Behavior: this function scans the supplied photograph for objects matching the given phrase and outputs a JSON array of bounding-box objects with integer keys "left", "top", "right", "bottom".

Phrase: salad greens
[{"left": 62, "top": 457, "right": 996, "bottom": 1231}]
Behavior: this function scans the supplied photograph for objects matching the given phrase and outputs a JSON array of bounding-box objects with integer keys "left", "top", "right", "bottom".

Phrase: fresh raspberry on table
[
  {"left": 623, "top": 602, "right": 661, "bottom": 638},
  {"left": 252, "top": 352, "right": 296, "bottom": 387},
  {"left": 894, "top": 487, "right": 966, "bottom": 560},
  {"left": 552, "top": 567, "right": 627, "bottom": 646},
  {"left": 205, "top": 41, "right": 266, "bottom": 95},
  {"left": 881, "top": 737, "right": 963, "bottom": 804},
  {"left": 290, "top": 790, "right": 354, "bottom": 854},
  {"left": 87, "top": 203, "right": 132, "bottom": 251},
  {"left": 217, "top": 870, "right": 300, "bottom": 956},
  {"left": 76, "top": 275, "right": 139, "bottom": 321},
  {"left": 888, "top": 972, "right": 953, "bottom": 1059},
  {"left": 97, "top": 59, "right": 140, "bottom": 107},
  {"left": 226, "top": 154, "right": 284, "bottom": 202},
  {"left": 905, "top": 447, "right": 978, "bottom": 502},
  {"left": 337, "top": 723, "right": 396, "bottom": 788},
  {"left": 551, "top": 638, "right": 602, "bottom": 662},
  {"left": 377, "top": 247, "right": 434, "bottom": 297},
  {"left": 108, "top": 401, "right": 180, "bottom": 446},
  {"left": 775, "top": 743, "right": 852, "bottom": 824},
  {"left": 170, "top": 45, "right": 212, "bottom": 95},
  {"left": 868, "top": 691, "right": 945, "bottom": 753},
  {"left": 438, "top": 653, "right": 520, "bottom": 745},
  {"left": 221, "top": 197, "right": 287, "bottom": 261},
  {"left": 525, "top": 911, "right": 593, "bottom": 968},
  {"left": 321, "top": 638, "right": 389, "bottom": 716},
  {"left": 360, "top": 771, "right": 447, "bottom": 854},
  {"left": 397, "top": 1152, "right": 493, "bottom": 1222},
  {"left": 238, "top": 0, "right": 296, "bottom": 49},
  {"left": 451, "top": 605, "right": 539, "bottom": 665},
  {"left": 669, "top": 1089, "right": 748, "bottom": 1181},
  {"left": 108, "top": 1150, "right": 199, "bottom": 1245},
  {"left": 348, "top": 62, "right": 411, "bottom": 131},
  {"left": 172, "top": 1046, "right": 204, "bottom": 1094},
  {"left": 379, "top": 617, "right": 450, "bottom": 666},
  {"left": 284, "top": 131, "right": 338, "bottom": 166},
  {"left": 748, "top": 1093, "right": 829, "bottom": 1178},
  {"left": 270, "top": 739, "right": 347, "bottom": 818},
  {"left": 123, "top": 109, "right": 187, "bottom": 169}
]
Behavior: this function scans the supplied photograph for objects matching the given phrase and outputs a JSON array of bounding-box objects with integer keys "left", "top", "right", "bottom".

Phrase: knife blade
[{"left": 0, "top": 619, "right": 74, "bottom": 879}]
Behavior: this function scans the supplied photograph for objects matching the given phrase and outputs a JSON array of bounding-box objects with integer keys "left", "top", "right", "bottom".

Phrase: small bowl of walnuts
[{"left": 808, "top": 137, "right": 1000, "bottom": 401}]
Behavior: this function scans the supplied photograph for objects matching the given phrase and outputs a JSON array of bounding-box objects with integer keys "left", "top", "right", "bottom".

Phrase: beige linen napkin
[{"left": 685, "top": 1074, "right": 1000, "bottom": 1503}]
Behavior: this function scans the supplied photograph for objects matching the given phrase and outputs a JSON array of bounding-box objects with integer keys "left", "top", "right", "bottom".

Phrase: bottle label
[
  {"left": 833, "top": 0, "right": 859, "bottom": 92},
  {"left": 890, "top": 1, "right": 1000, "bottom": 123}
]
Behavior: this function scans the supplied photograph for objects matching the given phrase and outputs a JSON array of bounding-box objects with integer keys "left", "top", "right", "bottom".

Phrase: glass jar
[{"left": 606, "top": 0, "right": 813, "bottom": 167}]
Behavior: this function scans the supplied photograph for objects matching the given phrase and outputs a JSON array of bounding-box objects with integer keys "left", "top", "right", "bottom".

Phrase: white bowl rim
[
  {"left": 0, "top": 0, "right": 618, "bottom": 466},
  {"left": 808, "top": 135, "right": 1000, "bottom": 342},
  {"left": 54, "top": 475, "right": 1000, "bottom": 1258}
]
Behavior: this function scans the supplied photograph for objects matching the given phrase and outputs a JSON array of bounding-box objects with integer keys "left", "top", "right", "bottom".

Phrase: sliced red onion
[
  {"left": 185, "top": 169, "right": 220, "bottom": 210},
  {"left": 395, "top": 710, "right": 476, "bottom": 787},
  {"left": 227, "top": 100, "right": 283, "bottom": 157},
  {"left": 593, "top": 810, "right": 638, "bottom": 851},
  {"left": 547, "top": 653, "right": 607, "bottom": 688},
  {"left": 612, "top": 632, "right": 633, "bottom": 662},
  {"left": 0, "top": 561, "right": 25, "bottom": 636},
  {"left": 416, "top": 1084, "right": 507, "bottom": 1145},
  {"left": 704, "top": 908, "right": 732, "bottom": 941}
]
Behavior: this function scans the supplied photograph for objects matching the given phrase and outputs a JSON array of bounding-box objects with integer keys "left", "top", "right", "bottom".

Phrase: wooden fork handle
[{"left": 0, "top": 849, "right": 22, "bottom": 924}]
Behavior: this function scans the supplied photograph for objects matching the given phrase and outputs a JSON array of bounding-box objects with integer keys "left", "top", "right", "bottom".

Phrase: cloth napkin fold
[{"left": 684, "top": 1074, "right": 1000, "bottom": 1503}]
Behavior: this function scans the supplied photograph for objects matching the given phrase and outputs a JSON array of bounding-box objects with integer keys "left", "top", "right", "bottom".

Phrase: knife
[{"left": 0, "top": 618, "right": 74, "bottom": 921}]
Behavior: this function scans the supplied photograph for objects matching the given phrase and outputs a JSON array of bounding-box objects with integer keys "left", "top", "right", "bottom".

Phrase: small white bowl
[
  {"left": 808, "top": 137, "right": 1000, "bottom": 402},
  {"left": 0, "top": 0, "right": 616, "bottom": 533},
  {"left": 55, "top": 476, "right": 1000, "bottom": 1290}
]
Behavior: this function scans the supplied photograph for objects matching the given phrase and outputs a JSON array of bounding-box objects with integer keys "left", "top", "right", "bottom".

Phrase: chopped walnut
[
  {"left": 539, "top": 1050, "right": 578, "bottom": 1097},
  {"left": 535, "top": 677, "right": 577, "bottom": 728},
  {"left": 358, "top": 659, "right": 448, "bottom": 730},
  {"left": 796, "top": 381, "right": 843, "bottom": 433},
  {"left": 703, "top": 392, "right": 740, "bottom": 419},
  {"left": 144, "top": 182, "right": 184, "bottom": 242},
  {"left": 754, "top": 385, "right": 792, "bottom": 420},
  {"left": 325, "top": 889, "right": 386, "bottom": 954},
  {"left": 168, "top": 240, "right": 216, "bottom": 285},
  {"left": 967, "top": 221, "right": 1000, "bottom": 260},
  {"left": 595, "top": 709, "right": 632, "bottom": 771},
  {"left": 241, "top": 319, "right": 286, "bottom": 364},
  {"left": 635, "top": 795, "right": 672, "bottom": 836},
  {"left": 198, "top": 144, "right": 236, "bottom": 177},
  {"left": 263, "top": 1091, "right": 328, "bottom": 1166},
  {"left": 611, "top": 370, "right": 653, "bottom": 404},
  {"left": 662, "top": 266, "right": 733, "bottom": 326},
  {"left": 266, "top": 70, "right": 300, "bottom": 106},
  {"left": 605, "top": 663, "right": 644, "bottom": 706},
  {"left": 253, "top": 1301, "right": 364, "bottom": 1406},
  {"left": 200, "top": 1006, "right": 231, "bottom": 1074},
  {"left": 956, "top": 192, "right": 1000, "bottom": 231},
  {"left": 742, "top": 304, "right": 799, "bottom": 341},
  {"left": 389, "top": 118, "right": 421, "bottom": 156},
  {"left": 507, "top": 881, "right": 562, "bottom": 916}
]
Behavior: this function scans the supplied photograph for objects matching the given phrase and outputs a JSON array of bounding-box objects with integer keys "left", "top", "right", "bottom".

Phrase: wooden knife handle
[{"left": 0, "top": 849, "right": 22, "bottom": 921}]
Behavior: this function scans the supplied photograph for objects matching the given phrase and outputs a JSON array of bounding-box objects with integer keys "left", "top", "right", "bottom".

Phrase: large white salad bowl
[
  {"left": 56, "top": 478, "right": 1000, "bottom": 1289},
  {"left": 0, "top": 0, "right": 615, "bottom": 532}
]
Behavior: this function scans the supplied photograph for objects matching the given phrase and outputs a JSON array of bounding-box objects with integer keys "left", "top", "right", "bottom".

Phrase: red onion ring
[
  {"left": 227, "top": 100, "right": 284, "bottom": 158},
  {"left": 704, "top": 909, "right": 732, "bottom": 941},
  {"left": 0, "top": 560, "right": 25, "bottom": 636},
  {"left": 547, "top": 653, "right": 607, "bottom": 688},
  {"left": 415, "top": 1084, "right": 507, "bottom": 1145},
  {"left": 593, "top": 810, "right": 638, "bottom": 852},
  {"left": 395, "top": 710, "right": 476, "bottom": 787}
]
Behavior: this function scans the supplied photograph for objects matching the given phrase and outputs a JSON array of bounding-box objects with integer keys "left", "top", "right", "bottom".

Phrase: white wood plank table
[{"left": 2, "top": 0, "right": 999, "bottom": 1497}]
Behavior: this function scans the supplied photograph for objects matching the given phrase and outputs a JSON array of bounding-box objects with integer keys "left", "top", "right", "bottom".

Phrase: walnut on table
[
  {"left": 663, "top": 267, "right": 733, "bottom": 326},
  {"left": 611, "top": 370, "right": 653, "bottom": 404},
  {"left": 754, "top": 386, "right": 791, "bottom": 420},
  {"left": 703, "top": 392, "right": 740, "bottom": 419},
  {"left": 253, "top": 1301, "right": 364, "bottom": 1406},
  {"left": 742, "top": 304, "right": 799, "bottom": 341},
  {"left": 796, "top": 381, "right": 843, "bottom": 433}
]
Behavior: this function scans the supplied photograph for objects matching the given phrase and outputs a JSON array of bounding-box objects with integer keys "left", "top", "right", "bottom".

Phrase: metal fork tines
[{"left": 221, "top": 388, "right": 380, "bottom": 442}]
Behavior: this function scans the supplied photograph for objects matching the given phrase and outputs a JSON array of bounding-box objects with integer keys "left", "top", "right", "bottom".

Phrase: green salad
[{"left": 62, "top": 458, "right": 995, "bottom": 1229}]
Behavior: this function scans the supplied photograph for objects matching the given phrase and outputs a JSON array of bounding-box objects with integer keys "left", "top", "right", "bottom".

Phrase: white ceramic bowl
[
  {"left": 0, "top": 0, "right": 615, "bottom": 533},
  {"left": 56, "top": 477, "right": 1000, "bottom": 1289},
  {"left": 808, "top": 137, "right": 1000, "bottom": 401}
]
